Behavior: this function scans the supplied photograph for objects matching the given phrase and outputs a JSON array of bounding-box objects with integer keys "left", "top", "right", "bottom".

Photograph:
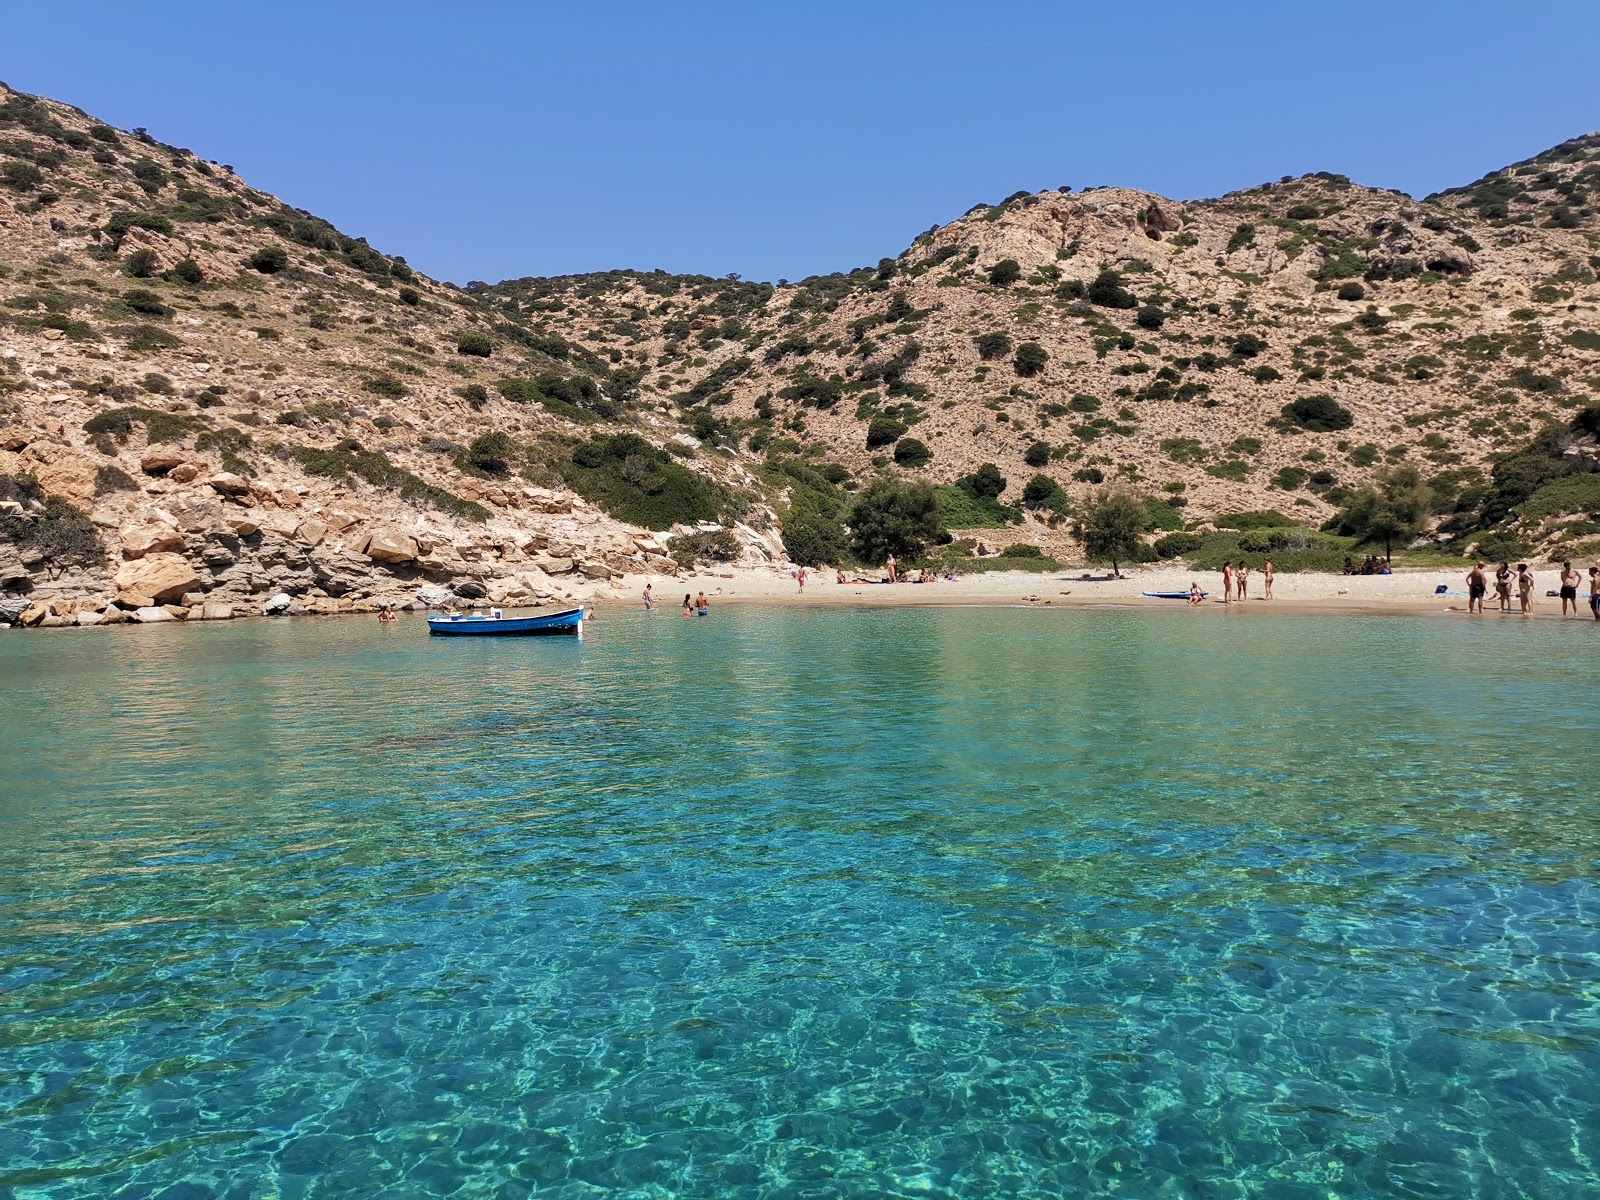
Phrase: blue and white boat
[{"left": 427, "top": 606, "right": 584, "bottom": 637}]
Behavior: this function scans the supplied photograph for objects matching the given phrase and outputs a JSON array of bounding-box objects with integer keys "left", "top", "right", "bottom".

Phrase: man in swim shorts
[
  {"left": 1466, "top": 561, "right": 1487, "bottom": 615},
  {"left": 1590, "top": 566, "right": 1600, "bottom": 622},
  {"left": 642, "top": 584, "right": 654, "bottom": 612},
  {"left": 1558, "top": 560, "right": 1581, "bottom": 617}
]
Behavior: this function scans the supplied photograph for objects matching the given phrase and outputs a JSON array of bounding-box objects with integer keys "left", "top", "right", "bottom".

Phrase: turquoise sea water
[{"left": 1, "top": 605, "right": 1597, "bottom": 1199}]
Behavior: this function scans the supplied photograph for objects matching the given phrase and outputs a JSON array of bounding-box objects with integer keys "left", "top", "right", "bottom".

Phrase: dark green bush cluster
[
  {"left": 848, "top": 477, "right": 941, "bottom": 562},
  {"left": 122, "top": 288, "right": 172, "bottom": 317},
  {"left": 123, "top": 249, "right": 159, "bottom": 278},
  {"left": 865, "top": 416, "right": 907, "bottom": 448},
  {"left": 361, "top": 374, "right": 409, "bottom": 399},
  {"left": 1153, "top": 531, "right": 1203, "bottom": 558},
  {"left": 1024, "top": 441, "right": 1051, "bottom": 468},
  {"left": 457, "top": 330, "right": 494, "bottom": 357},
  {"left": 671, "top": 528, "right": 742, "bottom": 564},
  {"left": 566, "top": 432, "right": 723, "bottom": 529},
  {"left": 893, "top": 437, "right": 932, "bottom": 467},
  {"left": 293, "top": 440, "right": 487, "bottom": 522},
  {"left": 987, "top": 259, "right": 1022, "bottom": 286},
  {"left": 1014, "top": 342, "right": 1049, "bottom": 377},
  {"left": 1087, "top": 269, "right": 1138, "bottom": 309},
  {"left": 1021, "top": 473, "right": 1068, "bottom": 515},
  {"left": 975, "top": 331, "right": 1012, "bottom": 360},
  {"left": 0, "top": 477, "right": 103, "bottom": 569},
  {"left": 1282, "top": 393, "right": 1353, "bottom": 432},
  {"left": 248, "top": 245, "right": 288, "bottom": 274},
  {"left": 82, "top": 406, "right": 196, "bottom": 443},
  {"left": 460, "top": 430, "right": 516, "bottom": 476},
  {"left": 496, "top": 370, "right": 616, "bottom": 421}
]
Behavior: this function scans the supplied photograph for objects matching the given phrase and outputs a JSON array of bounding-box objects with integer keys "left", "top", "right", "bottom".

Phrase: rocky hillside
[{"left": 3, "top": 81, "right": 1598, "bottom": 626}]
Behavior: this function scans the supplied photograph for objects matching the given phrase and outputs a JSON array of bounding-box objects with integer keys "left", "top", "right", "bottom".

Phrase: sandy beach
[{"left": 600, "top": 564, "right": 1598, "bottom": 621}]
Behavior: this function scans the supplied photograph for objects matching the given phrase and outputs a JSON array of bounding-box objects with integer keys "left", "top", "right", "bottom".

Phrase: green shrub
[
  {"left": 1286, "top": 203, "right": 1319, "bottom": 220},
  {"left": 1153, "top": 531, "right": 1203, "bottom": 558},
  {"left": 247, "top": 245, "right": 287, "bottom": 274},
  {"left": 1253, "top": 365, "right": 1282, "bottom": 384},
  {"left": 294, "top": 440, "right": 487, "bottom": 522},
  {"left": 456, "top": 383, "right": 489, "bottom": 409},
  {"left": 987, "top": 259, "right": 1022, "bottom": 286},
  {"left": 862, "top": 415, "right": 906, "bottom": 448},
  {"left": 361, "top": 374, "right": 408, "bottom": 399},
  {"left": 103, "top": 210, "right": 173, "bottom": 248},
  {"left": 1135, "top": 306, "right": 1164, "bottom": 330},
  {"left": 398, "top": 286, "right": 420, "bottom": 306},
  {"left": 1336, "top": 281, "right": 1365, "bottom": 301},
  {"left": 1024, "top": 441, "right": 1051, "bottom": 468},
  {"left": 1215, "top": 510, "right": 1296, "bottom": 529},
  {"left": 1013, "top": 342, "right": 1049, "bottom": 377},
  {"left": 1021, "top": 473, "right": 1068, "bottom": 514},
  {"left": 893, "top": 437, "right": 932, "bottom": 467},
  {"left": 1230, "top": 332, "right": 1267, "bottom": 358},
  {"left": 1515, "top": 473, "right": 1600, "bottom": 523},
  {"left": 975, "top": 331, "right": 1012, "bottom": 360},
  {"left": 120, "top": 324, "right": 181, "bottom": 351},
  {"left": 457, "top": 330, "right": 494, "bottom": 357},
  {"left": 1283, "top": 393, "right": 1353, "bottom": 432},
  {"left": 122, "top": 288, "right": 172, "bottom": 317},
  {"left": 566, "top": 433, "right": 723, "bottom": 529},
  {"left": 1226, "top": 223, "right": 1256, "bottom": 253},
  {"left": 82, "top": 405, "right": 195, "bottom": 443},
  {"left": 0, "top": 492, "right": 103, "bottom": 568},
  {"left": 782, "top": 511, "right": 850, "bottom": 567},
  {"left": 1207, "top": 459, "right": 1249, "bottom": 482},
  {"left": 123, "top": 249, "right": 159, "bottom": 278},
  {"left": 1272, "top": 466, "right": 1309, "bottom": 490},
  {"left": 1, "top": 161, "right": 45, "bottom": 192},
  {"left": 934, "top": 485, "right": 1021, "bottom": 529},
  {"left": 1005, "top": 542, "right": 1044, "bottom": 558},
  {"left": 94, "top": 464, "right": 139, "bottom": 495},
  {"left": 164, "top": 257, "right": 205, "bottom": 285},
  {"left": 672, "top": 528, "right": 742, "bottom": 564},
  {"left": 1073, "top": 466, "right": 1104, "bottom": 484},
  {"left": 461, "top": 430, "right": 515, "bottom": 476},
  {"left": 1087, "top": 269, "right": 1137, "bottom": 309}
]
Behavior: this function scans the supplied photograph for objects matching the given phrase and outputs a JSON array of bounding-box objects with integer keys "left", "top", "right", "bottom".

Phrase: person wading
[
  {"left": 1466, "top": 561, "right": 1487, "bottom": 615},
  {"left": 1559, "top": 561, "right": 1581, "bottom": 617}
]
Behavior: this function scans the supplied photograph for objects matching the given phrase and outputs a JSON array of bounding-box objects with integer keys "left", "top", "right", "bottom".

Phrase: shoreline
[{"left": 7, "top": 565, "right": 1599, "bottom": 630}]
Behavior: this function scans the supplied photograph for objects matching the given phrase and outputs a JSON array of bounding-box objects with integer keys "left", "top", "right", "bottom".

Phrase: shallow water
[{"left": 1, "top": 606, "right": 1597, "bottom": 1198}]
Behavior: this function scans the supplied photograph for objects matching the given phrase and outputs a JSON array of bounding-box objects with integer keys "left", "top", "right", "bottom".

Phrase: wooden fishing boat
[{"left": 427, "top": 606, "right": 583, "bottom": 637}]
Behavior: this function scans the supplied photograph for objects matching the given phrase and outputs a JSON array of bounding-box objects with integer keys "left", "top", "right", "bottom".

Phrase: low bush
[
  {"left": 1021, "top": 472, "right": 1069, "bottom": 514},
  {"left": 1336, "top": 281, "right": 1365, "bottom": 301},
  {"left": 672, "top": 528, "right": 742, "bottom": 564},
  {"left": 456, "top": 383, "right": 489, "bottom": 409},
  {"left": 0, "top": 481, "right": 104, "bottom": 568},
  {"left": 457, "top": 330, "right": 494, "bottom": 357},
  {"left": 397, "top": 286, "right": 421, "bottom": 306},
  {"left": 1013, "top": 342, "right": 1049, "bottom": 377},
  {"left": 123, "top": 249, "right": 159, "bottom": 278},
  {"left": 975, "top": 331, "right": 1012, "bottom": 360},
  {"left": 167, "top": 258, "right": 205, "bottom": 284},
  {"left": 82, "top": 406, "right": 195, "bottom": 443},
  {"left": 987, "top": 259, "right": 1022, "bottom": 286},
  {"left": 293, "top": 440, "right": 487, "bottom": 523},
  {"left": 934, "top": 484, "right": 1021, "bottom": 529},
  {"left": 1023, "top": 441, "right": 1051, "bottom": 468},
  {"left": 361, "top": 374, "right": 408, "bottom": 399},
  {"left": 1282, "top": 393, "right": 1353, "bottom": 432},
  {"left": 461, "top": 430, "right": 516, "bottom": 476},
  {"left": 866, "top": 416, "right": 907, "bottom": 448},
  {"left": 247, "top": 245, "right": 288, "bottom": 274},
  {"left": 121, "top": 324, "right": 181, "bottom": 351},
  {"left": 893, "top": 437, "right": 932, "bottom": 467},
  {"left": 566, "top": 432, "right": 724, "bottom": 529},
  {"left": 122, "top": 288, "right": 172, "bottom": 317},
  {"left": 1153, "top": 531, "right": 1203, "bottom": 558}
]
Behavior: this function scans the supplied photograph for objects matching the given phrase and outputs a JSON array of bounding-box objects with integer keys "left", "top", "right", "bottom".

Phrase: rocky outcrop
[
  {"left": 114, "top": 553, "right": 203, "bottom": 605},
  {"left": 361, "top": 527, "right": 419, "bottom": 564},
  {"left": 120, "top": 522, "right": 185, "bottom": 559}
]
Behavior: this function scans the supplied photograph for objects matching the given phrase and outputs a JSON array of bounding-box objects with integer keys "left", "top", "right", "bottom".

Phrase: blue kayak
[
  {"left": 1142, "top": 590, "right": 1208, "bottom": 600},
  {"left": 427, "top": 606, "right": 584, "bottom": 637}
]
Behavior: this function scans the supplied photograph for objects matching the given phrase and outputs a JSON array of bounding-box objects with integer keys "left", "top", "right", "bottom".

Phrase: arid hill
[{"left": 2, "top": 82, "right": 1597, "bottom": 625}]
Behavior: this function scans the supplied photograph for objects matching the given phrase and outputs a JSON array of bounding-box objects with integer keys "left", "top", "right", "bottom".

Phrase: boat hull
[{"left": 427, "top": 607, "right": 583, "bottom": 637}]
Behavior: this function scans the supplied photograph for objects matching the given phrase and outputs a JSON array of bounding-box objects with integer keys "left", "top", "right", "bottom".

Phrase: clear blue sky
[{"left": 7, "top": 1, "right": 1597, "bottom": 285}]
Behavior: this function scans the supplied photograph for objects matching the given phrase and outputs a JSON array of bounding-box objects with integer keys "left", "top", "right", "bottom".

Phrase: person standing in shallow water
[
  {"left": 1237, "top": 563, "right": 1250, "bottom": 602},
  {"left": 1262, "top": 558, "right": 1275, "bottom": 600},
  {"left": 682, "top": 593, "right": 693, "bottom": 618},
  {"left": 1221, "top": 561, "right": 1233, "bottom": 603},
  {"left": 1466, "top": 561, "right": 1487, "bottom": 615},
  {"left": 1517, "top": 564, "right": 1535, "bottom": 614},
  {"left": 1558, "top": 561, "right": 1581, "bottom": 617},
  {"left": 642, "top": 583, "right": 653, "bottom": 612},
  {"left": 695, "top": 591, "right": 709, "bottom": 616},
  {"left": 1590, "top": 567, "right": 1600, "bottom": 621}
]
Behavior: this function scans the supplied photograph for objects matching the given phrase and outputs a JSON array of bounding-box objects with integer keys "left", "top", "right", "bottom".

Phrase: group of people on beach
[
  {"left": 1214, "top": 560, "right": 1275, "bottom": 603},
  {"left": 1344, "top": 556, "right": 1393, "bottom": 575},
  {"left": 1465, "top": 560, "right": 1599, "bottom": 618}
]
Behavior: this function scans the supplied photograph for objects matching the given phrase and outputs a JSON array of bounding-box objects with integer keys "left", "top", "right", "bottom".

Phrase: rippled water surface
[{"left": 2, "top": 606, "right": 1598, "bottom": 1198}]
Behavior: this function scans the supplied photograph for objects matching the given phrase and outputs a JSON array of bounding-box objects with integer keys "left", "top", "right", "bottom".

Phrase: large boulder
[
  {"left": 208, "top": 472, "right": 252, "bottom": 497},
  {"left": 416, "top": 584, "right": 453, "bottom": 608},
  {"left": 198, "top": 602, "right": 234, "bottom": 621},
  {"left": 0, "top": 597, "right": 30, "bottom": 624},
  {"left": 362, "top": 527, "right": 419, "bottom": 564},
  {"left": 295, "top": 518, "right": 329, "bottom": 548},
  {"left": 114, "top": 552, "right": 203, "bottom": 604},
  {"left": 121, "top": 521, "right": 185, "bottom": 559},
  {"left": 132, "top": 606, "right": 177, "bottom": 623},
  {"left": 139, "top": 446, "right": 187, "bottom": 476},
  {"left": 262, "top": 592, "right": 293, "bottom": 615}
]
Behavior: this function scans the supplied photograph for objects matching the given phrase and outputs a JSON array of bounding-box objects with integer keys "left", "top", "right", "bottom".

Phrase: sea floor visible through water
[{"left": 1, "top": 606, "right": 1597, "bottom": 1198}]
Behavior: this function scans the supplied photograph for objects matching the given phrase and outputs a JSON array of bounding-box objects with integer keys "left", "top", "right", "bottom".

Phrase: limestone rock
[
  {"left": 362, "top": 527, "right": 419, "bottom": 564},
  {"left": 0, "top": 597, "right": 30, "bottom": 624},
  {"left": 208, "top": 472, "right": 251, "bottom": 496},
  {"left": 140, "top": 447, "right": 187, "bottom": 476},
  {"left": 132, "top": 606, "right": 177, "bottom": 622},
  {"left": 167, "top": 462, "right": 202, "bottom": 484},
  {"left": 263, "top": 592, "right": 293, "bottom": 615},
  {"left": 121, "top": 521, "right": 185, "bottom": 559},
  {"left": 114, "top": 552, "right": 202, "bottom": 604},
  {"left": 416, "top": 584, "right": 454, "bottom": 607},
  {"left": 295, "top": 518, "right": 329, "bottom": 548},
  {"left": 76, "top": 610, "right": 104, "bottom": 626},
  {"left": 199, "top": 602, "right": 234, "bottom": 621}
]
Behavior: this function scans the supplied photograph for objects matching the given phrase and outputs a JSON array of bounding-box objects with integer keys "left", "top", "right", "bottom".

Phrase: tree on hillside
[
  {"left": 847, "top": 478, "right": 941, "bottom": 564},
  {"left": 959, "top": 463, "right": 1007, "bottom": 500},
  {"left": 1013, "top": 342, "right": 1049, "bottom": 377},
  {"left": 974, "top": 331, "right": 1012, "bottom": 360},
  {"left": 1078, "top": 486, "right": 1147, "bottom": 576},
  {"left": 988, "top": 259, "right": 1021, "bottom": 286},
  {"left": 1334, "top": 463, "right": 1433, "bottom": 558}
]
